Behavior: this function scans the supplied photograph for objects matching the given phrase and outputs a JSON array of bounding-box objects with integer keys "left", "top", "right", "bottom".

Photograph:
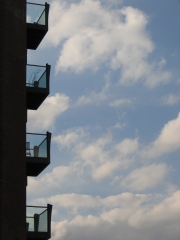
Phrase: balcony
[
  {"left": 26, "top": 64, "right": 50, "bottom": 110},
  {"left": 26, "top": 204, "right": 52, "bottom": 240},
  {"left": 27, "top": 2, "right": 50, "bottom": 49},
  {"left": 26, "top": 132, "right": 51, "bottom": 177}
]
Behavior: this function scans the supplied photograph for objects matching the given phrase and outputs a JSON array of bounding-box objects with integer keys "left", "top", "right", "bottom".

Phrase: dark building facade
[{"left": 0, "top": 1, "right": 52, "bottom": 239}]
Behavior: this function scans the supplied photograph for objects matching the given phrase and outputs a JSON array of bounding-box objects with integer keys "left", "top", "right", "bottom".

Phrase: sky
[{"left": 27, "top": 0, "right": 180, "bottom": 239}]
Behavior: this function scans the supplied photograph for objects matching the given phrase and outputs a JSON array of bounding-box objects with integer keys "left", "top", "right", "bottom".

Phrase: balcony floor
[
  {"left": 26, "top": 87, "right": 49, "bottom": 110},
  {"left": 27, "top": 231, "right": 51, "bottom": 240},
  {"left": 26, "top": 157, "right": 50, "bottom": 176},
  {"left": 27, "top": 23, "right": 48, "bottom": 50}
]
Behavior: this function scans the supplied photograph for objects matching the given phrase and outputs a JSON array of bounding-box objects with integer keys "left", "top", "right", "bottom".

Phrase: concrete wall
[{"left": 0, "top": 0, "right": 26, "bottom": 239}]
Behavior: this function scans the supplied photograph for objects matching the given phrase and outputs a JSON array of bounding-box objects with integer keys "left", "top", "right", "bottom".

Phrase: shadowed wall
[{"left": 0, "top": 0, "right": 26, "bottom": 239}]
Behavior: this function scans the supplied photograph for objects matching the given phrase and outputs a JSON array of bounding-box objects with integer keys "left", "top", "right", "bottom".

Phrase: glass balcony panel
[
  {"left": 39, "top": 209, "right": 48, "bottom": 232},
  {"left": 38, "top": 138, "right": 47, "bottom": 158},
  {"left": 38, "top": 70, "right": 46, "bottom": 88},
  {"left": 26, "top": 217, "right": 34, "bottom": 231},
  {"left": 27, "top": 3, "right": 46, "bottom": 25},
  {"left": 26, "top": 133, "right": 47, "bottom": 158},
  {"left": 26, "top": 132, "right": 51, "bottom": 176},
  {"left": 26, "top": 206, "right": 48, "bottom": 233},
  {"left": 37, "top": 9, "right": 46, "bottom": 25},
  {"left": 26, "top": 65, "right": 47, "bottom": 89}
]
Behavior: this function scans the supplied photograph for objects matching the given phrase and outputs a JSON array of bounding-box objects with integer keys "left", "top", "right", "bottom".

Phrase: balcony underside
[
  {"left": 27, "top": 24, "right": 48, "bottom": 50},
  {"left": 27, "top": 231, "right": 51, "bottom": 240},
  {"left": 27, "top": 157, "right": 50, "bottom": 176},
  {"left": 26, "top": 87, "right": 49, "bottom": 110}
]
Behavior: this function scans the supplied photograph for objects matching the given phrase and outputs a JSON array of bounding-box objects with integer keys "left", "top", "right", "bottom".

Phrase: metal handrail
[
  {"left": 26, "top": 133, "right": 47, "bottom": 136},
  {"left": 27, "top": 205, "right": 47, "bottom": 208},
  {"left": 27, "top": 2, "right": 45, "bottom": 6},
  {"left": 27, "top": 64, "right": 46, "bottom": 68}
]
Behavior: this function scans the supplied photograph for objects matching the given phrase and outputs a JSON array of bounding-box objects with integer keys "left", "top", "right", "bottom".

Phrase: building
[{"left": 0, "top": 1, "right": 52, "bottom": 239}]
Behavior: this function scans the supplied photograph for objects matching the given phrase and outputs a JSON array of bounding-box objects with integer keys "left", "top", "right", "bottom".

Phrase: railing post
[
  {"left": 47, "top": 204, "right": 53, "bottom": 238},
  {"left": 45, "top": 3, "right": 50, "bottom": 27},
  {"left": 47, "top": 132, "right": 52, "bottom": 160},
  {"left": 34, "top": 213, "right": 40, "bottom": 232},
  {"left": 46, "top": 64, "right": 51, "bottom": 91}
]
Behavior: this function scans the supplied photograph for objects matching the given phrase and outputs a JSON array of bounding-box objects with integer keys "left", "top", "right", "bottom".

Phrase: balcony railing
[
  {"left": 26, "top": 64, "right": 50, "bottom": 110},
  {"left": 27, "top": 2, "right": 47, "bottom": 25},
  {"left": 26, "top": 204, "right": 52, "bottom": 240},
  {"left": 27, "top": 2, "right": 50, "bottom": 49},
  {"left": 26, "top": 132, "right": 51, "bottom": 176}
]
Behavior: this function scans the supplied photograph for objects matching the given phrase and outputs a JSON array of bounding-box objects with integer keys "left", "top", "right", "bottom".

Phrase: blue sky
[{"left": 27, "top": 0, "right": 180, "bottom": 239}]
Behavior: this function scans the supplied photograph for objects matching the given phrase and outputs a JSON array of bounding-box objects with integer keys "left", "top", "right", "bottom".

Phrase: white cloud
[
  {"left": 163, "top": 94, "right": 180, "bottom": 106},
  {"left": 114, "top": 122, "right": 126, "bottom": 129},
  {"left": 53, "top": 128, "right": 86, "bottom": 149},
  {"left": 52, "top": 130, "right": 138, "bottom": 181},
  {"left": 76, "top": 77, "right": 110, "bottom": 106},
  {"left": 115, "top": 138, "right": 139, "bottom": 156},
  {"left": 144, "top": 67, "right": 172, "bottom": 88},
  {"left": 76, "top": 90, "right": 107, "bottom": 106},
  {"left": 27, "top": 93, "right": 70, "bottom": 132},
  {"left": 121, "top": 164, "right": 169, "bottom": 191},
  {"left": 47, "top": 1, "right": 154, "bottom": 74},
  {"left": 49, "top": 191, "right": 180, "bottom": 240},
  {"left": 27, "top": 165, "right": 78, "bottom": 195},
  {"left": 109, "top": 98, "right": 132, "bottom": 107},
  {"left": 32, "top": 192, "right": 149, "bottom": 210},
  {"left": 128, "top": 190, "right": 180, "bottom": 228},
  {"left": 42, "top": 0, "right": 171, "bottom": 87},
  {"left": 75, "top": 136, "right": 138, "bottom": 180},
  {"left": 33, "top": 193, "right": 100, "bottom": 209},
  {"left": 141, "top": 112, "right": 180, "bottom": 158},
  {"left": 92, "top": 160, "right": 121, "bottom": 180},
  {"left": 77, "top": 135, "right": 112, "bottom": 166}
]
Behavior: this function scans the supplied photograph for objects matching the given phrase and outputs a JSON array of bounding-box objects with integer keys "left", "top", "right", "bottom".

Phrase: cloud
[
  {"left": 49, "top": 191, "right": 180, "bottom": 240},
  {"left": 42, "top": 0, "right": 171, "bottom": 87},
  {"left": 115, "top": 138, "right": 139, "bottom": 156},
  {"left": 75, "top": 136, "right": 138, "bottom": 180},
  {"left": 128, "top": 190, "right": 180, "bottom": 228},
  {"left": 27, "top": 165, "right": 78, "bottom": 195},
  {"left": 141, "top": 112, "right": 180, "bottom": 158},
  {"left": 27, "top": 130, "right": 141, "bottom": 197},
  {"left": 109, "top": 98, "right": 132, "bottom": 107},
  {"left": 51, "top": 129, "right": 139, "bottom": 181},
  {"left": 33, "top": 193, "right": 100, "bottom": 209},
  {"left": 113, "top": 122, "right": 126, "bottom": 129},
  {"left": 53, "top": 128, "right": 86, "bottom": 149},
  {"left": 27, "top": 93, "right": 70, "bottom": 132},
  {"left": 76, "top": 76, "right": 110, "bottom": 106},
  {"left": 162, "top": 94, "right": 180, "bottom": 106},
  {"left": 76, "top": 90, "right": 107, "bottom": 106},
  {"left": 144, "top": 66, "right": 172, "bottom": 88},
  {"left": 121, "top": 164, "right": 169, "bottom": 191},
  {"left": 91, "top": 160, "right": 122, "bottom": 180},
  {"left": 46, "top": 1, "right": 154, "bottom": 73},
  {"left": 32, "top": 192, "right": 149, "bottom": 210}
]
